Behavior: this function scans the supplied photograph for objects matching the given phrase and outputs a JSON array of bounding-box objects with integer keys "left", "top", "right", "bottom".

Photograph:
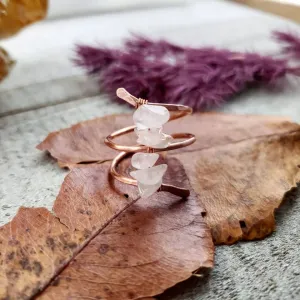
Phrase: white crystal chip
[
  {"left": 131, "top": 153, "right": 159, "bottom": 169},
  {"left": 138, "top": 179, "right": 162, "bottom": 198},
  {"left": 130, "top": 103, "right": 171, "bottom": 198},
  {"left": 130, "top": 164, "right": 167, "bottom": 185},
  {"left": 135, "top": 128, "right": 173, "bottom": 149},
  {"left": 133, "top": 104, "right": 170, "bottom": 129}
]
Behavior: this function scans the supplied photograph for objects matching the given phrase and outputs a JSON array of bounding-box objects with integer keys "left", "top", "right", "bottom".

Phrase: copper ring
[{"left": 105, "top": 88, "right": 196, "bottom": 198}]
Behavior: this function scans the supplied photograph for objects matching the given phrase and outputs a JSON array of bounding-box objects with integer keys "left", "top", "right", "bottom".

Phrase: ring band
[{"left": 105, "top": 88, "right": 196, "bottom": 198}]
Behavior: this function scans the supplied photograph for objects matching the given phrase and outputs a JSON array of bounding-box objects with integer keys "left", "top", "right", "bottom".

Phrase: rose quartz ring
[{"left": 105, "top": 88, "right": 196, "bottom": 199}]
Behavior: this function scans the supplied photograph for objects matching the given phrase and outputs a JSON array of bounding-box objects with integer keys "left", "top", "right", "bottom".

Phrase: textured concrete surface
[{"left": 1, "top": 1, "right": 300, "bottom": 299}]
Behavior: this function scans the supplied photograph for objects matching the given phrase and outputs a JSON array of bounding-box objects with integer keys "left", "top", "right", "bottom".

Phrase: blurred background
[{"left": 1, "top": 0, "right": 300, "bottom": 118}]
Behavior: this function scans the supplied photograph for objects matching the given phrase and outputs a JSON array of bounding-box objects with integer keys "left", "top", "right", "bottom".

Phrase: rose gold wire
[{"left": 105, "top": 89, "right": 195, "bottom": 198}]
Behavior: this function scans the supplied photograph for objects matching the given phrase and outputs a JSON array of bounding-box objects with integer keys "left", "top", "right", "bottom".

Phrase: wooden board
[{"left": 234, "top": 0, "right": 300, "bottom": 23}]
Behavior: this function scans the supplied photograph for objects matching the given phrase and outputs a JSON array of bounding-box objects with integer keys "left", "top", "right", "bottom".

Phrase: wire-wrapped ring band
[{"left": 105, "top": 90, "right": 196, "bottom": 198}]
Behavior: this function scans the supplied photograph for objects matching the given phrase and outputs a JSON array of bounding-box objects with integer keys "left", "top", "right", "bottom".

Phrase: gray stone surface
[{"left": 1, "top": 1, "right": 300, "bottom": 299}]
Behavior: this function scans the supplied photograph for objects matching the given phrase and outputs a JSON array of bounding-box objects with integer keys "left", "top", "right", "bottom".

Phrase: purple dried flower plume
[
  {"left": 274, "top": 31, "right": 300, "bottom": 60},
  {"left": 74, "top": 34, "right": 300, "bottom": 111}
]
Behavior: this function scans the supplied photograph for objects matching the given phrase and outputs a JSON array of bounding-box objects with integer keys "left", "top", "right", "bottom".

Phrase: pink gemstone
[
  {"left": 131, "top": 153, "right": 159, "bottom": 169},
  {"left": 133, "top": 104, "right": 170, "bottom": 129},
  {"left": 130, "top": 164, "right": 167, "bottom": 185}
]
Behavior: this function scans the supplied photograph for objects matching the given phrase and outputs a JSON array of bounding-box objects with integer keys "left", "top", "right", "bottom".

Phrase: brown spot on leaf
[
  {"left": 98, "top": 244, "right": 109, "bottom": 255},
  {"left": 19, "top": 258, "right": 31, "bottom": 271},
  {"left": 6, "top": 270, "right": 19, "bottom": 280},
  {"left": 46, "top": 237, "right": 55, "bottom": 251},
  {"left": 83, "top": 229, "right": 91, "bottom": 239},
  {"left": 8, "top": 239, "right": 19, "bottom": 246},
  {"left": 6, "top": 252, "right": 14, "bottom": 260},
  {"left": 33, "top": 261, "right": 43, "bottom": 277},
  {"left": 67, "top": 242, "right": 77, "bottom": 250},
  {"left": 59, "top": 233, "right": 77, "bottom": 250}
]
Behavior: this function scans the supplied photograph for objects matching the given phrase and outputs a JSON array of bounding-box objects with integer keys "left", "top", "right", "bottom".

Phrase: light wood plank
[{"left": 234, "top": 0, "right": 300, "bottom": 23}]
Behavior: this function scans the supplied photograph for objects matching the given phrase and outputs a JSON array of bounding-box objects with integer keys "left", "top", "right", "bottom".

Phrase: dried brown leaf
[
  {"left": 37, "top": 114, "right": 134, "bottom": 168},
  {"left": 37, "top": 112, "right": 300, "bottom": 244},
  {"left": 173, "top": 131, "right": 300, "bottom": 244},
  {"left": 0, "top": 158, "right": 213, "bottom": 300}
]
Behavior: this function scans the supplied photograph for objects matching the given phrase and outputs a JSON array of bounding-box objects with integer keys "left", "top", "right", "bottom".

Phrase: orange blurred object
[
  {"left": 0, "top": 0, "right": 47, "bottom": 82},
  {"left": 0, "top": 46, "right": 14, "bottom": 81},
  {"left": 0, "top": 0, "right": 48, "bottom": 39}
]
